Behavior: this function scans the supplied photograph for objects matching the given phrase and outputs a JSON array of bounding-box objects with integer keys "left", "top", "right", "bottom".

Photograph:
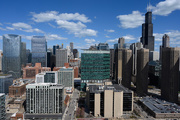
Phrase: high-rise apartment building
[
  {"left": 56, "top": 49, "right": 68, "bottom": 67},
  {"left": 122, "top": 49, "right": 132, "bottom": 89},
  {"left": 31, "top": 36, "right": 47, "bottom": 67},
  {"left": 140, "top": 11, "right": 155, "bottom": 51},
  {"left": 0, "top": 74, "right": 13, "bottom": 94},
  {"left": 57, "top": 67, "right": 74, "bottom": 87},
  {"left": 136, "top": 48, "right": 149, "bottom": 96},
  {"left": 26, "top": 83, "right": 64, "bottom": 119},
  {"left": 81, "top": 50, "right": 110, "bottom": 90},
  {"left": 161, "top": 47, "right": 179, "bottom": 103},
  {"left": 3, "top": 34, "right": 22, "bottom": 78},
  {"left": 0, "top": 93, "right": 6, "bottom": 120}
]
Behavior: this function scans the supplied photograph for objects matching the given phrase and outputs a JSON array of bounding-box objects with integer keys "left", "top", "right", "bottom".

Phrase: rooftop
[{"left": 0, "top": 93, "right": 5, "bottom": 96}]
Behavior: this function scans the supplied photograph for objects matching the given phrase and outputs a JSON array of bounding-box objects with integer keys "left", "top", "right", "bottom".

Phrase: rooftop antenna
[{"left": 147, "top": 0, "right": 152, "bottom": 12}]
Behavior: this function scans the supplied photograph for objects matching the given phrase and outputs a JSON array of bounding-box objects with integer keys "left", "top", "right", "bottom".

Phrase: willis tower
[{"left": 140, "top": 10, "right": 154, "bottom": 51}]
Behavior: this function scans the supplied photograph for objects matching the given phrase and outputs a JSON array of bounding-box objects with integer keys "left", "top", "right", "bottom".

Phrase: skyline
[{"left": 0, "top": 0, "right": 180, "bottom": 53}]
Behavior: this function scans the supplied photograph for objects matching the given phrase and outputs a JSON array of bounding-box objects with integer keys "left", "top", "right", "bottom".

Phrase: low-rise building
[{"left": 35, "top": 71, "right": 58, "bottom": 83}]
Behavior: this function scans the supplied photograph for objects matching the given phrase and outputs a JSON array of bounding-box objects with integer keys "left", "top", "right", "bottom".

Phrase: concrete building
[
  {"left": 35, "top": 71, "right": 58, "bottom": 84},
  {"left": 23, "top": 63, "right": 51, "bottom": 79},
  {"left": 9, "top": 79, "right": 34, "bottom": 98},
  {"left": 139, "top": 96, "right": 180, "bottom": 118},
  {"left": 136, "top": 48, "right": 149, "bottom": 96},
  {"left": 117, "top": 49, "right": 123, "bottom": 84},
  {"left": 0, "top": 50, "right": 2, "bottom": 72},
  {"left": 160, "top": 34, "right": 170, "bottom": 62},
  {"left": 53, "top": 44, "right": 60, "bottom": 55},
  {"left": 31, "top": 36, "right": 47, "bottom": 67},
  {"left": 122, "top": 49, "right": 132, "bottom": 89},
  {"left": 149, "top": 51, "right": 159, "bottom": 61},
  {"left": 3, "top": 34, "right": 22, "bottom": 78},
  {"left": 0, "top": 74, "right": 13, "bottom": 94},
  {"left": 57, "top": 67, "right": 74, "bottom": 87},
  {"left": 118, "top": 37, "right": 125, "bottom": 49},
  {"left": 97, "top": 43, "right": 109, "bottom": 50},
  {"left": 87, "top": 84, "right": 133, "bottom": 118},
  {"left": 130, "top": 42, "right": 143, "bottom": 83},
  {"left": 161, "top": 47, "right": 179, "bottom": 103},
  {"left": 56, "top": 49, "right": 68, "bottom": 67},
  {"left": 0, "top": 93, "right": 6, "bottom": 120},
  {"left": 25, "top": 83, "right": 64, "bottom": 119},
  {"left": 110, "top": 49, "right": 114, "bottom": 80},
  {"left": 70, "top": 42, "right": 73, "bottom": 53},
  {"left": 140, "top": 11, "right": 155, "bottom": 51}
]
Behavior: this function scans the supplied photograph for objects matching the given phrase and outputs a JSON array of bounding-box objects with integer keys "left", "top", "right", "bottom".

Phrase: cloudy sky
[{"left": 0, "top": 0, "right": 180, "bottom": 53}]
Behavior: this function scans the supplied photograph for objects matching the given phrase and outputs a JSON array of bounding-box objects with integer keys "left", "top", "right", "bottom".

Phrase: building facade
[
  {"left": 56, "top": 49, "right": 68, "bottom": 67},
  {"left": 0, "top": 93, "right": 6, "bottom": 120},
  {"left": 21, "top": 42, "right": 26, "bottom": 67},
  {"left": 31, "top": 36, "right": 47, "bottom": 67},
  {"left": 2, "top": 34, "right": 22, "bottom": 78},
  {"left": 0, "top": 74, "right": 13, "bottom": 94}
]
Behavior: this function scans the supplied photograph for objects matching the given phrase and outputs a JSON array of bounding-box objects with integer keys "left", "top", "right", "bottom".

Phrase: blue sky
[{"left": 0, "top": 0, "right": 180, "bottom": 54}]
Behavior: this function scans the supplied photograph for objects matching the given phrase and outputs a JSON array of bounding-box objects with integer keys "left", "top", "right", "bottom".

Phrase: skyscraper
[
  {"left": 110, "top": 49, "right": 114, "bottom": 80},
  {"left": 70, "top": 42, "right": 73, "bottom": 53},
  {"left": 26, "top": 49, "right": 32, "bottom": 64},
  {"left": 162, "top": 34, "right": 170, "bottom": 48},
  {"left": 97, "top": 43, "right": 109, "bottom": 50},
  {"left": 136, "top": 48, "right": 149, "bottom": 96},
  {"left": 122, "top": 49, "right": 133, "bottom": 89},
  {"left": 0, "top": 50, "right": 2, "bottom": 72},
  {"left": 73, "top": 49, "right": 79, "bottom": 58},
  {"left": 161, "top": 47, "right": 179, "bottom": 103},
  {"left": 21, "top": 42, "right": 26, "bottom": 67},
  {"left": 0, "top": 74, "right": 13, "bottom": 94},
  {"left": 31, "top": 36, "right": 47, "bottom": 67},
  {"left": 140, "top": 11, "right": 155, "bottom": 51},
  {"left": 0, "top": 93, "right": 6, "bottom": 120},
  {"left": 118, "top": 37, "right": 125, "bottom": 49},
  {"left": 3, "top": 34, "right": 22, "bottom": 78},
  {"left": 53, "top": 44, "right": 60, "bottom": 55},
  {"left": 56, "top": 49, "right": 68, "bottom": 67}
]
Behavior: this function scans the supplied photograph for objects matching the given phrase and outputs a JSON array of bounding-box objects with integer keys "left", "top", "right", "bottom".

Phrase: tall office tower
[
  {"left": 140, "top": 11, "right": 155, "bottom": 51},
  {"left": 2, "top": 34, "right": 22, "bottom": 78},
  {"left": 0, "top": 50, "right": 2, "bottom": 72},
  {"left": 56, "top": 49, "right": 68, "bottom": 67},
  {"left": 73, "top": 49, "right": 79, "bottom": 58},
  {"left": 26, "top": 83, "right": 64, "bottom": 119},
  {"left": 21, "top": 42, "right": 26, "bottom": 67},
  {"left": 136, "top": 48, "right": 149, "bottom": 96},
  {"left": 117, "top": 49, "right": 124, "bottom": 84},
  {"left": 161, "top": 47, "right": 179, "bottom": 103},
  {"left": 47, "top": 51, "right": 52, "bottom": 67},
  {"left": 122, "top": 49, "right": 133, "bottom": 89},
  {"left": 31, "top": 36, "right": 47, "bottom": 67},
  {"left": 97, "top": 43, "right": 109, "bottom": 50},
  {"left": 160, "top": 34, "right": 170, "bottom": 62},
  {"left": 149, "top": 51, "right": 159, "bottom": 61},
  {"left": 0, "top": 93, "right": 6, "bottom": 120},
  {"left": 162, "top": 34, "right": 170, "bottom": 48},
  {"left": 81, "top": 50, "right": 110, "bottom": 90},
  {"left": 130, "top": 42, "right": 143, "bottom": 83},
  {"left": 0, "top": 74, "right": 13, "bottom": 94},
  {"left": 35, "top": 71, "right": 58, "bottom": 83},
  {"left": 53, "top": 44, "right": 60, "bottom": 55},
  {"left": 70, "top": 42, "right": 73, "bottom": 53},
  {"left": 118, "top": 37, "right": 125, "bottom": 49},
  {"left": 26, "top": 49, "right": 32, "bottom": 64},
  {"left": 57, "top": 67, "right": 74, "bottom": 87},
  {"left": 110, "top": 49, "right": 114, "bottom": 80}
]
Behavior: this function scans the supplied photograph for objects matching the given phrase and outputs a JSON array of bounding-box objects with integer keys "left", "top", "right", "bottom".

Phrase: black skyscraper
[{"left": 140, "top": 11, "right": 154, "bottom": 51}]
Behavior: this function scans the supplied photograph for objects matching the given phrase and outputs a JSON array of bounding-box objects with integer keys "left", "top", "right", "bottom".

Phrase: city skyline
[{"left": 0, "top": 0, "right": 180, "bottom": 54}]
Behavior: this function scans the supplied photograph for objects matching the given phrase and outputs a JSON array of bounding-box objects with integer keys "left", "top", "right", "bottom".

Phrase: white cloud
[
  {"left": 106, "top": 38, "right": 118, "bottom": 43},
  {"left": 31, "top": 11, "right": 91, "bottom": 23},
  {"left": 0, "top": 27, "right": 6, "bottom": 31},
  {"left": 123, "top": 35, "right": 135, "bottom": 42},
  {"left": 6, "top": 27, "right": 15, "bottom": 30},
  {"left": 105, "top": 29, "right": 115, "bottom": 33},
  {"left": 0, "top": 36, "right": 2, "bottom": 40},
  {"left": 45, "top": 34, "right": 67, "bottom": 40},
  {"left": 48, "top": 23, "right": 56, "bottom": 28},
  {"left": 0, "top": 23, "right": 2, "bottom": 26},
  {"left": 21, "top": 35, "right": 32, "bottom": 40},
  {"left": 117, "top": 11, "right": 144, "bottom": 29},
  {"left": 105, "top": 35, "right": 110, "bottom": 38},
  {"left": 149, "top": 0, "right": 180, "bottom": 16},
  {"left": 12, "top": 22, "right": 32, "bottom": 29},
  {"left": 84, "top": 39, "right": 96, "bottom": 43},
  {"left": 31, "top": 11, "right": 96, "bottom": 37}
]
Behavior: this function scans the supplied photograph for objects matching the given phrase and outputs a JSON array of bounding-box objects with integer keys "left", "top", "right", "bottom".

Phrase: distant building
[
  {"left": 73, "top": 49, "right": 79, "bottom": 58},
  {"left": 87, "top": 84, "right": 133, "bottom": 118},
  {"left": 47, "top": 51, "right": 52, "bottom": 67},
  {"left": 21, "top": 42, "right": 26, "bottom": 67},
  {"left": 161, "top": 47, "right": 179, "bottom": 103},
  {"left": 122, "top": 49, "right": 132, "bottom": 89},
  {"left": 123, "top": 43, "right": 131, "bottom": 49},
  {"left": 0, "top": 50, "right": 2, "bottom": 72},
  {"left": 160, "top": 34, "right": 170, "bottom": 62},
  {"left": 2, "top": 34, "right": 22, "bottom": 78},
  {"left": 118, "top": 37, "right": 125, "bottom": 49},
  {"left": 31, "top": 36, "right": 47, "bottom": 67},
  {"left": 140, "top": 11, "right": 154, "bottom": 51},
  {"left": 110, "top": 49, "right": 114, "bottom": 80},
  {"left": 149, "top": 51, "right": 159, "bottom": 61},
  {"left": 57, "top": 67, "right": 74, "bottom": 87},
  {"left": 25, "top": 83, "right": 64, "bottom": 119},
  {"left": 81, "top": 50, "right": 110, "bottom": 91},
  {"left": 26, "top": 49, "right": 32, "bottom": 64},
  {"left": 136, "top": 48, "right": 149, "bottom": 96},
  {"left": 97, "top": 43, "right": 109, "bottom": 50},
  {"left": 56, "top": 49, "right": 68, "bottom": 67},
  {"left": 53, "top": 44, "right": 60, "bottom": 55},
  {"left": 0, "top": 74, "right": 13, "bottom": 94},
  {"left": 70, "top": 42, "right": 73, "bottom": 53},
  {"left": 23, "top": 63, "right": 51, "bottom": 79},
  {"left": 0, "top": 93, "right": 6, "bottom": 120}
]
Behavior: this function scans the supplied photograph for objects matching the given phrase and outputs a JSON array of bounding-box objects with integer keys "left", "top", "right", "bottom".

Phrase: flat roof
[
  {"left": 0, "top": 93, "right": 5, "bottom": 96},
  {"left": 139, "top": 97, "right": 180, "bottom": 114},
  {"left": 26, "top": 83, "right": 64, "bottom": 89}
]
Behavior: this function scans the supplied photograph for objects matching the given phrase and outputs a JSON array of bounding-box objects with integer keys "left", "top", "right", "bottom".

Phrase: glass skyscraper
[
  {"left": 31, "top": 36, "right": 47, "bottom": 67},
  {"left": 81, "top": 50, "right": 110, "bottom": 90},
  {"left": 2, "top": 34, "right": 22, "bottom": 78}
]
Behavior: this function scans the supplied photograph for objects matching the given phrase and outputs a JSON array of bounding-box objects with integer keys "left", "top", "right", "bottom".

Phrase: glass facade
[
  {"left": 44, "top": 73, "right": 55, "bottom": 83},
  {"left": 81, "top": 50, "right": 110, "bottom": 89},
  {"left": 0, "top": 93, "right": 6, "bottom": 120},
  {"left": 0, "top": 75, "right": 13, "bottom": 94},
  {"left": 31, "top": 36, "right": 47, "bottom": 67},
  {"left": 2, "top": 34, "right": 22, "bottom": 78}
]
